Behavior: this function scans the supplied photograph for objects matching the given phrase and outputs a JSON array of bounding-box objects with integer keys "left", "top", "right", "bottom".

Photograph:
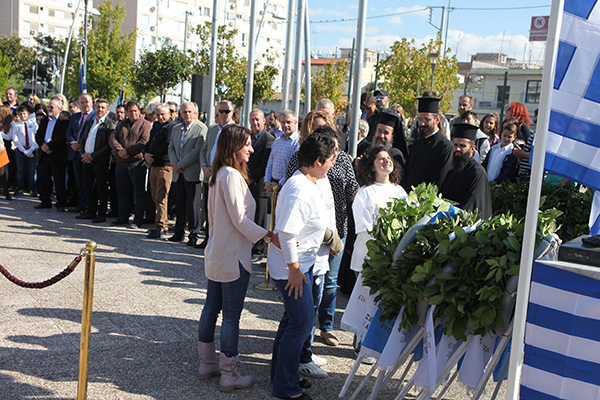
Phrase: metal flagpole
[
  {"left": 82, "top": 0, "right": 88, "bottom": 93},
  {"left": 207, "top": 0, "right": 220, "bottom": 126},
  {"left": 242, "top": 0, "right": 258, "bottom": 127},
  {"left": 348, "top": 0, "right": 367, "bottom": 159},
  {"left": 291, "top": 0, "right": 304, "bottom": 117},
  {"left": 180, "top": 11, "right": 190, "bottom": 104},
  {"left": 303, "top": 3, "right": 311, "bottom": 114},
  {"left": 505, "top": 1, "right": 564, "bottom": 398},
  {"left": 281, "top": 0, "right": 295, "bottom": 110},
  {"left": 61, "top": 0, "right": 82, "bottom": 94}
]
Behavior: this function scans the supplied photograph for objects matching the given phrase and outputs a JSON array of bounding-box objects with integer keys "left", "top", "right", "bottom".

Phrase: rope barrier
[{"left": 0, "top": 252, "right": 83, "bottom": 289}]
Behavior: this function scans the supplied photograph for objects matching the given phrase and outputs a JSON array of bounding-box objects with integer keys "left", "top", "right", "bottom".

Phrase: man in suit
[
  {"left": 197, "top": 100, "right": 234, "bottom": 249},
  {"left": 168, "top": 102, "right": 206, "bottom": 245},
  {"left": 76, "top": 99, "right": 116, "bottom": 223},
  {"left": 66, "top": 93, "right": 95, "bottom": 211},
  {"left": 35, "top": 98, "right": 70, "bottom": 211},
  {"left": 247, "top": 109, "right": 275, "bottom": 260}
]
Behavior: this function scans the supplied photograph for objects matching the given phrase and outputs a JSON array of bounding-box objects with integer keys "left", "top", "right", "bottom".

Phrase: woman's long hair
[
  {"left": 209, "top": 124, "right": 251, "bottom": 187},
  {"left": 299, "top": 110, "right": 336, "bottom": 144},
  {"left": 356, "top": 145, "right": 402, "bottom": 187}
]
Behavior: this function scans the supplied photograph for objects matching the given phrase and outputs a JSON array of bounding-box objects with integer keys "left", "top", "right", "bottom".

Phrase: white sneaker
[
  {"left": 298, "top": 361, "right": 328, "bottom": 379},
  {"left": 312, "top": 354, "right": 327, "bottom": 366},
  {"left": 361, "top": 355, "right": 377, "bottom": 365}
]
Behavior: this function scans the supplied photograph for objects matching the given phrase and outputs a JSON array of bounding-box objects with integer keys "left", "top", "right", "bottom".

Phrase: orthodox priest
[
  {"left": 402, "top": 96, "right": 453, "bottom": 192},
  {"left": 440, "top": 122, "right": 492, "bottom": 219},
  {"left": 373, "top": 109, "right": 409, "bottom": 167}
]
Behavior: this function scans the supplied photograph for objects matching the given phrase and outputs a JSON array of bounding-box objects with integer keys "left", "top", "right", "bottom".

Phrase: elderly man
[
  {"left": 109, "top": 101, "right": 152, "bottom": 228},
  {"left": 316, "top": 98, "right": 347, "bottom": 152},
  {"left": 247, "top": 108, "right": 275, "bottom": 260},
  {"left": 197, "top": 100, "right": 234, "bottom": 248},
  {"left": 366, "top": 89, "right": 391, "bottom": 141},
  {"left": 145, "top": 104, "right": 177, "bottom": 239},
  {"left": 35, "top": 98, "right": 70, "bottom": 211},
  {"left": 77, "top": 99, "right": 117, "bottom": 223},
  {"left": 4, "top": 87, "right": 19, "bottom": 111},
  {"left": 66, "top": 93, "right": 95, "bottom": 212},
  {"left": 264, "top": 109, "right": 299, "bottom": 193},
  {"left": 402, "top": 96, "right": 454, "bottom": 192},
  {"left": 440, "top": 123, "right": 492, "bottom": 219}
]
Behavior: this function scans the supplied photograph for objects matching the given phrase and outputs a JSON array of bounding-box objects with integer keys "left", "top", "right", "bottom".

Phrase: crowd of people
[{"left": 1, "top": 86, "right": 542, "bottom": 400}]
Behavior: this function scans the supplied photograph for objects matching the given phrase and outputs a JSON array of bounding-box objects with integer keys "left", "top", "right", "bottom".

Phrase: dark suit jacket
[
  {"left": 78, "top": 117, "right": 117, "bottom": 162},
  {"left": 247, "top": 129, "right": 274, "bottom": 198},
  {"left": 66, "top": 110, "right": 95, "bottom": 160},
  {"left": 36, "top": 117, "right": 70, "bottom": 165}
]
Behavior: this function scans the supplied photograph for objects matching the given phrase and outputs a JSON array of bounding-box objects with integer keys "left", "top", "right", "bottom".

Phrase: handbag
[{"left": 0, "top": 147, "right": 9, "bottom": 169}]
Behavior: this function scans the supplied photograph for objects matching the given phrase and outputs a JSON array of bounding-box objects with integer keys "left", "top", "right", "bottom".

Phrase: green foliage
[
  {"left": 362, "top": 183, "right": 562, "bottom": 341},
  {"left": 490, "top": 180, "right": 592, "bottom": 242},
  {"left": 377, "top": 36, "right": 459, "bottom": 116},
  {"left": 0, "top": 50, "right": 10, "bottom": 101},
  {"left": 66, "top": 0, "right": 137, "bottom": 101},
  {"left": 33, "top": 34, "right": 68, "bottom": 92},
  {"left": 133, "top": 42, "right": 193, "bottom": 101},
  {"left": 190, "top": 22, "right": 279, "bottom": 108},
  {"left": 0, "top": 35, "right": 36, "bottom": 84},
  {"left": 309, "top": 60, "right": 349, "bottom": 114}
]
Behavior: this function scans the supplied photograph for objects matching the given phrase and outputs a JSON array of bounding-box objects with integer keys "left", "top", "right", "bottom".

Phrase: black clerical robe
[
  {"left": 402, "top": 131, "right": 453, "bottom": 192},
  {"left": 440, "top": 157, "right": 492, "bottom": 219}
]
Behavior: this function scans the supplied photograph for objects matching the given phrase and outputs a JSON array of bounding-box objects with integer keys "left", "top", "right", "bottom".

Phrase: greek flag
[
  {"left": 544, "top": 0, "right": 600, "bottom": 192},
  {"left": 521, "top": 261, "right": 600, "bottom": 399}
]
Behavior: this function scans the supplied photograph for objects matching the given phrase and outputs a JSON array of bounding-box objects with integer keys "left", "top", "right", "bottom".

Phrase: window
[
  {"left": 26, "top": 4, "right": 39, "bottom": 14},
  {"left": 496, "top": 86, "right": 510, "bottom": 109},
  {"left": 526, "top": 80, "right": 542, "bottom": 103},
  {"left": 204, "top": 7, "right": 211, "bottom": 17},
  {"left": 55, "top": 26, "right": 68, "bottom": 36}
]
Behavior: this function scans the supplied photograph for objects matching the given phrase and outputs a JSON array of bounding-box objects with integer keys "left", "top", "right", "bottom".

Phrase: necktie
[
  {"left": 77, "top": 113, "right": 87, "bottom": 140},
  {"left": 24, "top": 123, "right": 29, "bottom": 148}
]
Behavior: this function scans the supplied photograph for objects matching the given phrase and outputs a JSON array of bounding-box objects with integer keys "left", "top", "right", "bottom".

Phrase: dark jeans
[
  {"left": 272, "top": 268, "right": 314, "bottom": 398},
  {"left": 198, "top": 263, "right": 250, "bottom": 357},
  {"left": 172, "top": 175, "right": 198, "bottom": 237},
  {"left": 82, "top": 158, "right": 110, "bottom": 217},
  {"left": 115, "top": 162, "right": 147, "bottom": 225},
  {"left": 37, "top": 153, "right": 67, "bottom": 207},
  {"left": 15, "top": 150, "right": 37, "bottom": 191},
  {"left": 72, "top": 154, "right": 86, "bottom": 210},
  {"left": 319, "top": 237, "right": 347, "bottom": 332},
  {"left": 300, "top": 273, "right": 325, "bottom": 364}
]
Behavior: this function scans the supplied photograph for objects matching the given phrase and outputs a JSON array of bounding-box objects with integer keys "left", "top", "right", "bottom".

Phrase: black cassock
[
  {"left": 440, "top": 157, "right": 493, "bottom": 219},
  {"left": 402, "top": 131, "right": 453, "bottom": 192}
]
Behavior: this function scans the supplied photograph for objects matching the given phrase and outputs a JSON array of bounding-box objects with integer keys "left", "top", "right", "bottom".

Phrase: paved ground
[{"left": 0, "top": 194, "right": 507, "bottom": 399}]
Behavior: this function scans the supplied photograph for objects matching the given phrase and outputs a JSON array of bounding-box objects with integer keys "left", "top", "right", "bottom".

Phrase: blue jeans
[
  {"left": 115, "top": 162, "right": 147, "bottom": 225},
  {"left": 272, "top": 268, "right": 314, "bottom": 398},
  {"left": 300, "top": 273, "right": 325, "bottom": 364},
  {"left": 198, "top": 262, "right": 250, "bottom": 357},
  {"left": 15, "top": 150, "right": 37, "bottom": 191},
  {"left": 319, "top": 237, "right": 346, "bottom": 332}
]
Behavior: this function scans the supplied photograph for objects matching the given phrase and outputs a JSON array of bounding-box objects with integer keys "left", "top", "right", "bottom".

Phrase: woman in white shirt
[
  {"left": 198, "top": 124, "right": 273, "bottom": 392},
  {"left": 341, "top": 145, "right": 407, "bottom": 358},
  {"left": 268, "top": 132, "right": 338, "bottom": 400}
]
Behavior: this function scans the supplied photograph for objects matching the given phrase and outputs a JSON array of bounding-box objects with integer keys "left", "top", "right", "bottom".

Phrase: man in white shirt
[
  {"left": 10, "top": 104, "right": 38, "bottom": 195},
  {"left": 77, "top": 99, "right": 117, "bottom": 223}
]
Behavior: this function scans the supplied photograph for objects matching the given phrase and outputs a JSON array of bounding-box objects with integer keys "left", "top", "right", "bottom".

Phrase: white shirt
[
  {"left": 44, "top": 116, "right": 58, "bottom": 144},
  {"left": 486, "top": 142, "right": 514, "bottom": 182},
  {"left": 209, "top": 121, "right": 233, "bottom": 166},
  {"left": 350, "top": 182, "right": 407, "bottom": 272},
  {"left": 267, "top": 170, "right": 329, "bottom": 280},
  {"left": 84, "top": 115, "right": 107, "bottom": 154},
  {"left": 9, "top": 119, "right": 39, "bottom": 154},
  {"left": 314, "top": 177, "right": 336, "bottom": 276}
]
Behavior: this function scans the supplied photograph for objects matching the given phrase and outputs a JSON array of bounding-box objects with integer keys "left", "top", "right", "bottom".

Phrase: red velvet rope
[{"left": 0, "top": 255, "right": 83, "bottom": 289}]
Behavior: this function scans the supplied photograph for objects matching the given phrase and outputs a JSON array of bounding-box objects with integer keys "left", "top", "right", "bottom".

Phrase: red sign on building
[{"left": 529, "top": 16, "right": 550, "bottom": 42}]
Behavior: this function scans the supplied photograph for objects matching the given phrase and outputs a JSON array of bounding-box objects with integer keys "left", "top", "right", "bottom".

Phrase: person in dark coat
[{"left": 440, "top": 123, "right": 492, "bottom": 219}]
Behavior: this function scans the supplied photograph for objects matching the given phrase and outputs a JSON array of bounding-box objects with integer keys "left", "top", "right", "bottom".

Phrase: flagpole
[{"left": 505, "top": 0, "right": 564, "bottom": 398}]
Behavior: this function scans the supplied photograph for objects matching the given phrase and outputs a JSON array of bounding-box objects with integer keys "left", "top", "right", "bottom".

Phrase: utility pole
[
  {"left": 373, "top": 51, "right": 380, "bottom": 91},
  {"left": 281, "top": 0, "right": 295, "bottom": 110},
  {"left": 60, "top": 0, "right": 82, "bottom": 94},
  {"left": 180, "top": 11, "right": 190, "bottom": 104},
  {"left": 242, "top": 0, "right": 258, "bottom": 126},
  {"left": 82, "top": 0, "right": 89, "bottom": 93},
  {"left": 348, "top": 0, "right": 368, "bottom": 159},
  {"left": 292, "top": 0, "right": 305, "bottom": 117},
  {"left": 207, "top": 0, "right": 219, "bottom": 126},
  {"left": 345, "top": 38, "right": 355, "bottom": 119},
  {"left": 303, "top": 4, "right": 311, "bottom": 114}
]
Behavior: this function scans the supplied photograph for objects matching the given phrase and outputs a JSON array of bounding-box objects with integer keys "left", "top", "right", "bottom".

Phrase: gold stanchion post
[
  {"left": 254, "top": 186, "right": 278, "bottom": 291},
  {"left": 77, "top": 241, "right": 97, "bottom": 400}
]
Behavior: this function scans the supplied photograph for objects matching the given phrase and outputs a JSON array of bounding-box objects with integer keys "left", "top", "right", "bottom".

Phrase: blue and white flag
[
  {"left": 521, "top": 261, "right": 600, "bottom": 399},
  {"left": 544, "top": 0, "right": 600, "bottom": 191},
  {"left": 590, "top": 190, "right": 600, "bottom": 235}
]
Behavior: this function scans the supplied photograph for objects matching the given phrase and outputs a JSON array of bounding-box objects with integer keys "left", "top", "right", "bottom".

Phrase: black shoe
[
  {"left": 111, "top": 219, "right": 129, "bottom": 226},
  {"left": 92, "top": 216, "right": 106, "bottom": 223},
  {"left": 187, "top": 237, "right": 198, "bottom": 247},
  {"left": 299, "top": 378, "right": 312, "bottom": 389},
  {"left": 34, "top": 203, "right": 52, "bottom": 209},
  {"left": 71, "top": 207, "right": 85, "bottom": 213},
  {"left": 76, "top": 212, "right": 95, "bottom": 219},
  {"left": 252, "top": 253, "right": 263, "bottom": 263},
  {"left": 168, "top": 233, "right": 184, "bottom": 242},
  {"left": 107, "top": 210, "right": 118, "bottom": 218},
  {"left": 147, "top": 229, "right": 162, "bottom": 239},
  {"left": 195, "top": 238, "right": 208, "bottom": 249},
  {"left": 5, "top": 194, "right": 12, "bottom": 201},
  {"left": 55, "top": 205, "right": 66, "bottom": 212}
]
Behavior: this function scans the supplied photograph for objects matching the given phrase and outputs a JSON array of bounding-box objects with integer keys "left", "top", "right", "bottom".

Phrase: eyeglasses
[
  {"left": 169, "top": 109, "right": 177, "bottom": 113},
  {"left": 218, "top": 109, "right": 232, "bottom": 114},
  {"left": 375, "top": 95, "right": 385, "bottom": 99},
  {"left": 417, "top": 116, "right": 436, "bottom": 123},
  {"left": 47, "top": 106, "right": 55, "bottom": 110}
]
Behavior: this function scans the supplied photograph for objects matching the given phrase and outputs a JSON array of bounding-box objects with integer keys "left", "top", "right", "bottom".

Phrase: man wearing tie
[
  {"left": 77, "top": 99, "right": 117, "bottom": 223},
  {"left": 66, "top": 93, "right": 95, "bottom": 211},
  {"left": 35, "top": 98, "right": 70, "bottom": 211},
  {"left": 167, "top": 102, "right": 206, "bottom": 245}
]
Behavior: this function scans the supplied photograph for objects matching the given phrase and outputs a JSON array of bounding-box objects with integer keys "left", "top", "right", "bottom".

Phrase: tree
[
  {"left": 66, "top": 0, "right": 137, "bottom": 101},
  {"left": 0, "top": 50, "right": 10, "bottom": 102},
  {"left": 0, "top": 35, "right": 36, "bottom": 94},
  {"left": 189, "top": 22, "right": 279, "bottom": 108},
  {"left": 133, "top": 43, "right": 193, "bottom": 102},
  {"left": 377, "top": 36, "right": 459, "bottom": 116},
  {"left": 310, "top": 59, "right": 349, "bottom": 114},
  {"left": 33, "top": 34, "right": 70, "bottom": 94}
]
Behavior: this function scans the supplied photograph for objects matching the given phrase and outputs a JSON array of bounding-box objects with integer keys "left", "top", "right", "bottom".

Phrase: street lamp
[{"left": 429, "top": 52, "right": 439, "bottom": 91}]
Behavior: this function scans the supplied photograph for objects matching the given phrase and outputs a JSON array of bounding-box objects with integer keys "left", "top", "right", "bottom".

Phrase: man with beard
[
  {"left": 366, "top": 89, "right": 391, "bottom": 142},
  {"left": 402, "top": 96, "right": 453, "bottom": 192},
  {"left": 440, "top": 123, "right": 492, "bottom": 219},
  {"left": 373, "top": 109, "right": 408, "bottom": 167}
]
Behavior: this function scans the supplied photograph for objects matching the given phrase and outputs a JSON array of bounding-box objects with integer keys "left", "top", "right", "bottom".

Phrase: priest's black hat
[
  {"left": 377, "top": 109, "right": 400, "bottom": 130},
  {"left": 452, "top": 123, "right": 478, "bottom": 142},
  {"left": 417, "top": 96, "right": 440, "bottom": 113}
]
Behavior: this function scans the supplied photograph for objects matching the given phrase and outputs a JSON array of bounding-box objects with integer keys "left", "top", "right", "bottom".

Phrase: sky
[{"left": 305, "top": 0, "right": 552, "bottom": 65}]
